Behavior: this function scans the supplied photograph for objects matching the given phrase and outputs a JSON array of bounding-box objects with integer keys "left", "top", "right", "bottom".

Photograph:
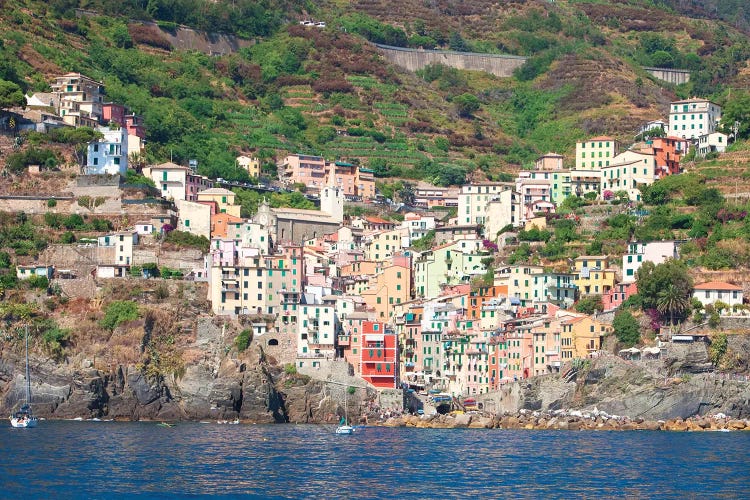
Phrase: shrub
[
  {"left": 42, "top": 325, "right": 70, "bottom": 360},
  {"left": 26, "top": 275, "right": 49, "bottom": 290},
  {"left": 0, "top": 252, "right": 11, "bottom": 269},
  {"left": 164, "top": 231, "right": 210, "bottom": 253},
  {"left": 60, "top": 231, "right": 75, "bottom": 244},
  {"left": 284, "top": 363, "right": 297, "bottom": 375},
  {"left": 575, "top": 296, "right": 603, "bottom": 314},
  {"left": 236, "top": 329, "right": 252, "bottom": 352},
  {"left": 709, "top": 332, "right": 727, "bottom": 365},
  {"left": 100, "top": 300, "right": 139, "bottom": 331},
  {"left": 154, "top": 284, "right": 170, "bottom": 300},
  {"left": 708, "top": 311, "right": 721, "bottom": 328},
  {"left": 47, "top": 199, "right": 57, "bottom": 208}
]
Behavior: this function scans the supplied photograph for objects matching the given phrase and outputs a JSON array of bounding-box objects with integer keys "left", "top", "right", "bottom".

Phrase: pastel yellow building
[
  {"left": 197, "top": 187, "right": 241, "bottom": 218},
  {"left": 560, "top": 315, "right": 613, "bottom": 360},
  {"left": 237, "top": 156, "right": 261, "bottom": 179},
  {"left": 572, "top": 256, "right": 616, "bottom": 297},
  {"left": 361, "top": 264, "right": 411, "bottom": 320},
  {"left": 365, "top": 228, "right": 405, "bottom": 262}
]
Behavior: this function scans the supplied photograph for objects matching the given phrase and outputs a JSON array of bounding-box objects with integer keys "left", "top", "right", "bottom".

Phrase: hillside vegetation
[{"left": 0, "top": 0, "right": 749, "bottom": 187}]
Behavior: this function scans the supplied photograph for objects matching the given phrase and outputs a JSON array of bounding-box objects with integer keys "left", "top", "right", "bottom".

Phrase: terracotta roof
[
  {"left": 584, "top": 136, "right": 615, "bottom": 141},
  {"left": 694, "top": 282, "right": 742, "bottom": 291},
  {"left": 365, "top": 216, "right": 391, "bottom": 224}
]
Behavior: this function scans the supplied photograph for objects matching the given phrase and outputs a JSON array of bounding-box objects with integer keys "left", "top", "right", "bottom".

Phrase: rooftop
[{"left": 694, "top": 281, "right": 742, "bottom": 291}]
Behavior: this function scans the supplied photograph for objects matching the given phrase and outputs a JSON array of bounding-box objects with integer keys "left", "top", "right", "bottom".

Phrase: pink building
[
  {"left": 186, "top": 171, "right": 214, "bottom": 201},
  {"left": 326, "top": 161, "right": 376, "bottom": 200},
  {"left": 125, "top": 114, "right": 146, "bottom": 141},
  {"left": 505, "top": 319, "right": 535, "bottom": 381},
  {"left": 602, "top": 282, "right": 638, "bottom": 311},
  {"left": 102, "top": 103, "right": 126, "bottom": 126},
  {"left": 535, "top": 152, "right": 565, "bottom": 171},
  {"left": 278, "top": 154, "right": 327, "bottom": 191}
]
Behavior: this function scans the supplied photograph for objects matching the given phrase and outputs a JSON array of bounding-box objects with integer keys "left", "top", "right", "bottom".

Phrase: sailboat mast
[{"left": 25, "top": 326, "right": 30, "bottom": 404}]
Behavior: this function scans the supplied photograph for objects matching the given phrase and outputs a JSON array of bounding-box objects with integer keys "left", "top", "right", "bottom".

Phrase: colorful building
[
  {"left": 561, "top": 315, "right": 612, "bottom": 360},
  {"left": 575, "top": 136, "right": 620, "bottom": 170},
  {"left": 359, "top": 321, "right": 398, "bottom": 389},
  {"left": 572, "top": 256, "right": 617, "bottom": 298}
]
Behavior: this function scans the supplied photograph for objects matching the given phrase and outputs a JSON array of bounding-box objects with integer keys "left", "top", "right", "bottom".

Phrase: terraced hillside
[{"left": 0, "top": 0, "right": 748, "bottom": 187}]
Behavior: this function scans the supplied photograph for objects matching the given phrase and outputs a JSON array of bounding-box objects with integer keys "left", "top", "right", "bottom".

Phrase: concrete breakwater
[{"left": 375, "top": 409, "right": 750, "bottom": 431}]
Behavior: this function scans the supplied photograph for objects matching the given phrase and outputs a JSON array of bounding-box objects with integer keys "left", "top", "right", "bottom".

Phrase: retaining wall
[
  {"left": 374, "top": 44, "right": 526, "bottom": 77},
  {"left": 644, "top": 67, "right": 690, "bottom": 85}
]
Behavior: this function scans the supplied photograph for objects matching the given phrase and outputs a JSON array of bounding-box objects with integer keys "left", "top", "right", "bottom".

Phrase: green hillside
[{"left": 1, "top": 0, "right": 749, "bottom": 186}]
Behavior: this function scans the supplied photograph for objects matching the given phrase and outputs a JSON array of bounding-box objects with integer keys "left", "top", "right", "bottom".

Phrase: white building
[
  {"left": 668, "top": 98, "right": 722, "bottom": 140},
  {"left": 296, "top": 297, "right": 337, "bottom": 359},
  {"left": 144, "top": 162, "right": 189, "bottom": 202},
  {"left": 697, "top": 132, "right": 729, "bottom": 157},
  {"left": 599, "top": 150, "right": 657, "bottom": 201},
  {"left": 622, "top": 241, "right": 680, "bottom": 282},
  {"left": 693, "top": 282, "right": 743, "bottom": 308},
  {"left": 86, "top": 127, "right": 128, "bottom": 175}
]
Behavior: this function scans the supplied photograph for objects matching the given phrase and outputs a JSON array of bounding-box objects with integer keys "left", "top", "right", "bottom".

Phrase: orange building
[
  {"left": 468, "top": 285, "right": 507, "bottom": 320},
  {"left": 210, "top": 213, "right": 244, "bottom": 239},
  {"left": 651, "top": 136, "right": 689, "bottom": 177}
]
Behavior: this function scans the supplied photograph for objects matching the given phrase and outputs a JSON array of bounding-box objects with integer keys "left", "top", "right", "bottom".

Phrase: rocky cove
[{"left": 2, "top": 311, "right": 750, "bottom": 427}]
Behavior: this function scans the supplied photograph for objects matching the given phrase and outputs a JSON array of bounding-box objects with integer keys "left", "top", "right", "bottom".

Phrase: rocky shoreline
[{"left": 374, "top": 409, "right": 750, "bottom": 431}]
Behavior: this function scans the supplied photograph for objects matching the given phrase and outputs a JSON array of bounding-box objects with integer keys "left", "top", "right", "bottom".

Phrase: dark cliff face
[{"left": 0, "top": 342, "right": 367, "bottom": 423}]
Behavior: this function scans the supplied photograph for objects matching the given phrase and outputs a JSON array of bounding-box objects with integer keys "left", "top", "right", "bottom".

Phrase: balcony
[{"left": 307, "top": 337, "right": 333, "bottom": 349}]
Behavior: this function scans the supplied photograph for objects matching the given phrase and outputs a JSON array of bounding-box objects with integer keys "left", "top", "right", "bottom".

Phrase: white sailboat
[
  {"left": 10, "top": 327, "right": 38, "bottom": 428},
  {"left": 335, "top": 391, "right": 354, "bottom": 435}
]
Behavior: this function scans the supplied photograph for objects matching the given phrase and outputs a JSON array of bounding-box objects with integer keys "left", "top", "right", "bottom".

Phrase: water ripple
[{"left": 1, "top": 422, "right": 749, "bottom": 499}]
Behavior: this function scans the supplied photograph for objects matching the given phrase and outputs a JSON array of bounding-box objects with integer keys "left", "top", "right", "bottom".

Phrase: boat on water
[
  {"left": 335, "top": 391, "right": 355, "bottom": 435},
  {"left": 10, "top": 327, "right": 39, "bottom": 429}
]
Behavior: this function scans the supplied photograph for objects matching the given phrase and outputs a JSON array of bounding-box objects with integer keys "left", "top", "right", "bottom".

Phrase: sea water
[{"left": 1, "top": 421, "right": 748, "bottom": 498}]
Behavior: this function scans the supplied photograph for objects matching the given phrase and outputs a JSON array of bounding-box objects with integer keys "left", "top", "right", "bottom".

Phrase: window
[{"left": 185, "top": 220, "right": 190, "bottom": 227}]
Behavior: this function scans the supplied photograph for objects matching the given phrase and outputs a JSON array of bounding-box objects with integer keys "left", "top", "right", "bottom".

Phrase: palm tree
[{"left": 657, "top": 284, "right": 690, "bottom": 328}]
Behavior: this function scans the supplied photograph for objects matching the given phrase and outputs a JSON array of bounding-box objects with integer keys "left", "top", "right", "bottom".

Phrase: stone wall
[
  {"left": 378, "top": 388, "right": 405, "bottom": 411},
  {"left": 375, "top": 44, "right": 527, "bottom": 77},
  {"left": 76, "top": 174, "right": 121, "bottom": 187}
]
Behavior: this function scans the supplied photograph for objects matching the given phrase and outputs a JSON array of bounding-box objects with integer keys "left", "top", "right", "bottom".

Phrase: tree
[
  {"left": 636, "top": 260, "right": 693, "bottom": 313},
  {"left": 657, "top": 283, "right": 690, "bottom": 326},
  {"left": 453, "top": 93, "right": 480, "bottom": 118},
  {"left": 721, "top": 90, "right": 750, "bottom": 139},
  {"left": 398, "top": 181, "right": 416, "bottom": 206},
  {"left": 613, "top": 310, "right": 641, "bottom": 347},
  {"left": 0, "top": 79, "right": 24, "bottom": 110}
]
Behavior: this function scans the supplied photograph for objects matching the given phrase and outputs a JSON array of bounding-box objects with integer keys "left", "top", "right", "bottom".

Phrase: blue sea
[{"left": 1, "top": 421, "right": 749, "bottom": 499}]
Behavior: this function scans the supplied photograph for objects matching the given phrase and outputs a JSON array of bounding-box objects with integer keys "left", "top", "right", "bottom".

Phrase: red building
[{"left": 360, "top": 321, "right": 398, "bottom": 389}]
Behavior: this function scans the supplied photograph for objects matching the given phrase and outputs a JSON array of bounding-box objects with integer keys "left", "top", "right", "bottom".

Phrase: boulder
[
  {"left": 727, "top": 419, "right": 747, "bottom": 430},
  {"left": 451, "top": 413, "right": 472, "bottom": 428}
]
